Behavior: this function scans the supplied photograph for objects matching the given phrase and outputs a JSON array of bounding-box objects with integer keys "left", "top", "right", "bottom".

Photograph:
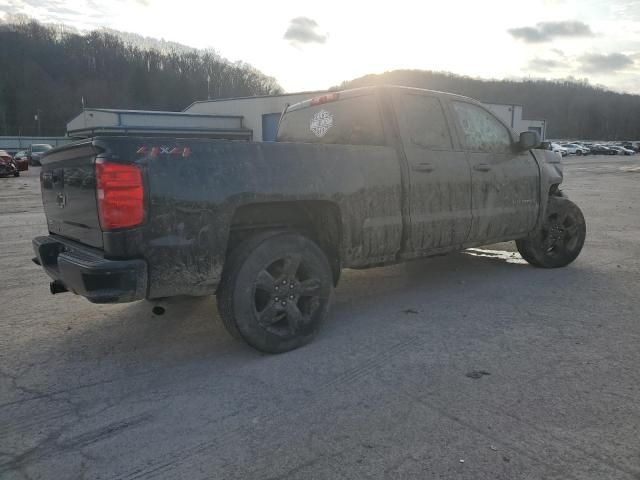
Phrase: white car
[
  {"left": 609, "top": 146, "right": 635, "bottom": 156},
  {"left": 550, "top": 143, "right": 569, "bottom": 157},
  {"left": 562, "top": 143, "right": 590, "bottom": 155}
]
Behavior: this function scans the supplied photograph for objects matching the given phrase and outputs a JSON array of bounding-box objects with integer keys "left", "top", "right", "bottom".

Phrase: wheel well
[
  {"left": 227, "top": 201, "right": 342, "bottom": 284},
  {"left": 549, "top": 184, "right": 564, "bottom": 197}
]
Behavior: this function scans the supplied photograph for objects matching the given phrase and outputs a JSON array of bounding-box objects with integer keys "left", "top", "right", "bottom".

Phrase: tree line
[
  {"left": 338, "top": 70, "right": 640, "bottom": 140},
  {"left": 2, "top": 17, "right": 638, "bottom": 140},
  {"left": 0, "top": 19, "right": 282, "bottom": 136}
]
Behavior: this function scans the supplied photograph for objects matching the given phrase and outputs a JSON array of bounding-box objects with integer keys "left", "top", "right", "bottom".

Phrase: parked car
[
  {"left": 550, "top": 143, "right": 569, "bottom": 156},
  {"left": 621, "top": 142, "right": 640, "bottom": 152},
  {"left": 588, "top": 144, "right": 617, "bottom": 155},
  {"left": 12, "top": 150, "right": 29, "bottom": 171},
  {"left": 32, "top": 85, "right": 586, "bottom": 353},
  {"left": 0, "top": 150, "right": 20, "bottom": 177},
  {"left": 561, "top": 143, "right": 590, "bottom": 155},
  {"left": 609, "top": 145, "right": 635, "bottom": 156},
  {"left": 28, "top": 144, "right": 53, "bottom": 166}
]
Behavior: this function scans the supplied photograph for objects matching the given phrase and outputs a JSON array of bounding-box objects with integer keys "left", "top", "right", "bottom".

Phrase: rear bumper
[{"left": 32, "top": 235, "right": 147, "bottom": 303}]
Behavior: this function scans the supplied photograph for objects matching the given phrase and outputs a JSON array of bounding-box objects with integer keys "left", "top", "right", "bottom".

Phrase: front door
[
  {"left": 449, "top": 100, "right": 540, "bottom": 243},
  {"left": 392, "top": 91, "right": 473, "bottom": 252}
]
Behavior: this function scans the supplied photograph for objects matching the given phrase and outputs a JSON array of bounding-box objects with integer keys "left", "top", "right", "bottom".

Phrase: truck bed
[{"left": 38, "top": 136, "right": 403, "bottom": 299}]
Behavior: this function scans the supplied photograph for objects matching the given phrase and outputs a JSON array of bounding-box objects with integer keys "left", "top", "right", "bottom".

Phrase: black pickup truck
[{"left": 33, "top": 86, "right": 585, "bottom": 353}]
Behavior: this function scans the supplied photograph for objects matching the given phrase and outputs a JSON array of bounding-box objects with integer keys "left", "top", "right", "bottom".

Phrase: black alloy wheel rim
[
  {"left": 541, "top": 210, "right": 581, "bottom": 256},
  {"left": 252, "top": 254, "right": 323, "bottom": 337}
]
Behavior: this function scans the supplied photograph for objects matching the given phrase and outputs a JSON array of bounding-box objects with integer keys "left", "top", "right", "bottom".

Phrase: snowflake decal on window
[{"left": 310, "top": 109, "right": 333, "bottom": 138}]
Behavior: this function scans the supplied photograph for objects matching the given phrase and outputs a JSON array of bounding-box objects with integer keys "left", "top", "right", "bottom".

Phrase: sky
[{"left": 1, "top": 0, "right": 640, "bottom": 94}]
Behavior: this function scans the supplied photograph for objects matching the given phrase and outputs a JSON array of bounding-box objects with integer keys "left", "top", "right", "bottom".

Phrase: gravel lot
[{"left": 1, "top": 155, "right": 639, "bottom": 480}]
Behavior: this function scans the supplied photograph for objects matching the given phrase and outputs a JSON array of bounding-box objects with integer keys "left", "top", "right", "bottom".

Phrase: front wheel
[
  {"left": 516, "top": 197, "right": 586, "bottom": 268},
  {"left": 217, "top": 231, "right": 333, "bottom": 353}
]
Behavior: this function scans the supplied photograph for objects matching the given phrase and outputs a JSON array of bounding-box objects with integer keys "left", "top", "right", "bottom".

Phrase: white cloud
[{"left": 283, "top": 17, "right": 326, "bottom": 45}]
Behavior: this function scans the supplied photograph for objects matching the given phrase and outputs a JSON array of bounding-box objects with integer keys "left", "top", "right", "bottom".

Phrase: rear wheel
[
  {"left": 516, "top": 197, "right": 586, "bottom": 268},
  {"left": 217, "top": 231, "right": 333, "bottom": 353}
]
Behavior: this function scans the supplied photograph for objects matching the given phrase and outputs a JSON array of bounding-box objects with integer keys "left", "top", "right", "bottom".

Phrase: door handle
[
  {"left": 412, "top": 163, "right": 434, "bottom": 172},
  {"left": 473, "top": 163, "right": 491, "bottom": 172}
]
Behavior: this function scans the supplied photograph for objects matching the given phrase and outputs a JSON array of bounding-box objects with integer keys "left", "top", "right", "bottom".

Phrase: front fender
[{"left": 531, "top": 149, "right": 563, "bottom": 231}]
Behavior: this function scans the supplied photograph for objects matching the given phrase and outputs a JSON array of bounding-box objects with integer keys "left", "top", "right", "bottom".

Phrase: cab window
[
  {"left": 452, "top": 101, "right": 512, "bottom": 153},
  {"left": 398, "top": 94, "right": 452, "bottom": 150},
  {"left": 277, "top": 94, "right": 385, "bottom": 146}
]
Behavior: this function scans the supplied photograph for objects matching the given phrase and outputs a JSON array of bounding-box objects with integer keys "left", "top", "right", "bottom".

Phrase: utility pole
[
  {"left": 35, "top": 109, "right": 42, "bottom": 137},
  {"left": 207, "top": 74, "right": 211, "bottom": 100}
]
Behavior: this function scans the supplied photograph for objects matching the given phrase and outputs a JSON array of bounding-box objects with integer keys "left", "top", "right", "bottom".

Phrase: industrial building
[
  {"left": 483, "top": 103, "right": 546, "bottom": 142},
  {"left": 66, "top": 90, "right": 547, "bottom": 142},
  {"left": 66, "top": 109, "right": 251, "bottom": 140},
  {"left": 184, "top": 91, "right": 327, "bottom": 142}
]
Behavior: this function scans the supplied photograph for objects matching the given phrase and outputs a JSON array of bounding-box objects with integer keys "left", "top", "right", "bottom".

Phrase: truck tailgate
[{"left": 40, "top": 140, "right": 104, "bottom": 248}]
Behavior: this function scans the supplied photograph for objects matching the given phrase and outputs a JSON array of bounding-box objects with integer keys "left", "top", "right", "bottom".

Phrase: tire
[
  {"left": 13, "top": 171, "right": 19, "bottom": 177},
  {"left": 576, "top": 150, "right": 583, "bottom": 156},
  {"left": 516, "top": 197, "right": 586, "bottom": 268},
  {"left": 217, "top": 231, "right": 333, "bottom": 353}
]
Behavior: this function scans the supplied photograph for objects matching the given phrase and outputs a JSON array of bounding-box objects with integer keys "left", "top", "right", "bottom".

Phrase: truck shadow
[
  {"left": 9, "top": 244, "right": 594, "bottom": 414},
  {"left": 50, "top": 245, "right": 537, "bottom": 366}
]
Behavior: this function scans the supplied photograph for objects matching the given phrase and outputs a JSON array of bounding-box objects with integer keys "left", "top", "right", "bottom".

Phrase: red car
[
  {"left": 12, "top": 150, "right": 29, "bottom": 171},
  {"left": 0, "top": 150, "right": 20, "bottom": 177}
]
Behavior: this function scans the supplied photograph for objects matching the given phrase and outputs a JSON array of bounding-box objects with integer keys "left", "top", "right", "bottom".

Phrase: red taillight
[{"left": 95, "top": 161, "right": 144, "bottom": 230}]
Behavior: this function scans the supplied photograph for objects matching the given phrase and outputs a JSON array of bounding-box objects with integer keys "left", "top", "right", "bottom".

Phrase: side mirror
[{"left": 519, "top": 131, "right": 540, "bottom": 151}]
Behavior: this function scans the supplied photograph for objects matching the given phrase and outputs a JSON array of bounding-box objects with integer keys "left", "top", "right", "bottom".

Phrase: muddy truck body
[{"left": 33, "top": 86, "right": 585, "bottom": 352}]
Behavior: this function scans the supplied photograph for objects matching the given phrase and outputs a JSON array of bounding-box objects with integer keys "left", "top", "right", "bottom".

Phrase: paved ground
[{"left": 1, "top": 155, "right": 639, "bottom": 480}]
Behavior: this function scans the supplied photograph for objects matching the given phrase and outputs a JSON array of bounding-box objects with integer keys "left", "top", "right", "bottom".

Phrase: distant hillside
[
  {"left": 0, "top": 19, "right": 282, "bottom": 136},
  {"left": 338, "top": 70, "right": 640, "bottom": 140}
]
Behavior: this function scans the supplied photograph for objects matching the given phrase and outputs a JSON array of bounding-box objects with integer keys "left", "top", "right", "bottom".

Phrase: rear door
[
  {"left": 261, "top": 113, "right": 281, "bottom": 141},
  {"left": 449, "top": 100, "right": 539, "bottom": 242},
  {"left": 392, "top": 90, "right": 472, "bottom": 252},
  {"left": 277, "top": 90, "right": 404, "bottom": 263}
]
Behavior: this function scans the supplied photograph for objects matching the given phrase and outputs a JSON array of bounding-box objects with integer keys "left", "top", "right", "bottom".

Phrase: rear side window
[
  {"left": 277, "top": 94, "right": 385, "bottom": 146},
  {"left": 452, "top": 101, "right": 512, "bottom": 153},
  {"left": 398, "top": 94, "right": 452, "bottom": 150}
]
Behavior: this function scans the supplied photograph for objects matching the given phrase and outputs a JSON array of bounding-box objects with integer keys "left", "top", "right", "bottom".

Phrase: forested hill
[
  {"left": 3, "top": 18, "right": 638, "bottom": 140},
  {"left": 0, "top": 20, "right": 282, "bottom": 136},
  {"left": 338, "top": 70, "right": 640, "bottom": 140}
]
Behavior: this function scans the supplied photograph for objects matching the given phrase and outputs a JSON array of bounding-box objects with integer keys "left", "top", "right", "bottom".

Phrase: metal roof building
[
  {"left": 183, "top": 91, "right": 326, "bottom": 142},
  {"left": 66, "top": 108, "right": 252, "bottom": 140}
]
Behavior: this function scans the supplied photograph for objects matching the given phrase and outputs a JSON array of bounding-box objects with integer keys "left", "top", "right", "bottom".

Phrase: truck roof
[{"left": 285, "top": 85, "right": 477, "bottom": 113}]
